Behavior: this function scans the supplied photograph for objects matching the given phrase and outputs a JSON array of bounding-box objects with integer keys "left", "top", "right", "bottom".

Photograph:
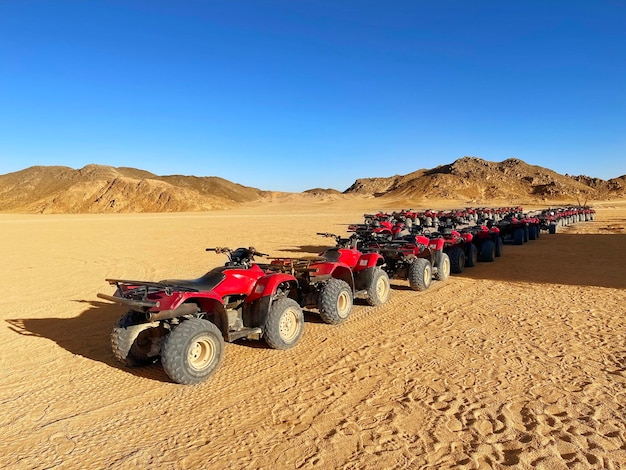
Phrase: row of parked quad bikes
[{"left": 98, "top": 205, "right": 595, "bottom": 384}]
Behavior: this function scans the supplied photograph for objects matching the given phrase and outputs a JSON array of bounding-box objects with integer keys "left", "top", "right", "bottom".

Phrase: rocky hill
[
  {"left": 1, "top": 158, "right": 624, "bottom": 213},
  {"left": 344, "top": 157, "right": 625, "bottom": 202},
  {"left": 0, "top": 164, "right": 266, "bottom": 213}
]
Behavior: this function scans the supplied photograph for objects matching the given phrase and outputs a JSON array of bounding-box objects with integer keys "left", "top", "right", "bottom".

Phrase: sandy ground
[{"left": 1, "top": 199, "right": 626, "bottom": 469}]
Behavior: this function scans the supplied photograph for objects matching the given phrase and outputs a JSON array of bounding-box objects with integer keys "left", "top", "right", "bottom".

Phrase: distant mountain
[
  {"left": 344, "top": 157, "right": 626, "bottom": 202},
  {"left": 0, "top": 164, "right": 266, "bottom": 213},
  {"left": 1, "top": 159, "right": 624, "bottom": 213}
]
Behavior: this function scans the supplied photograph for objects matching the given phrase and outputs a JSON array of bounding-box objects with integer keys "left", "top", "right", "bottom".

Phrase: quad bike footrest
[{"left": 227, "top": 327, "right": 262, "bottom": 342}]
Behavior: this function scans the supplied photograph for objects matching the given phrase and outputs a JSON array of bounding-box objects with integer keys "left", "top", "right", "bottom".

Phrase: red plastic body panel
[
  {"left": 415, "top": 235, "right": 430, "bottom": 245},
  {"left": 246, "top": 273, "right": 297, "bottom": 302},
  {"left": 428, "top": 238, "right": 445, "bottom": 251}
]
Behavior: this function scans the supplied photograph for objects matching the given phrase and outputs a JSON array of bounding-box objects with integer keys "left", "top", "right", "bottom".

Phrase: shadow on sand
[
  {"left": 456, "top": 232, "right": 626, "bottom": 289},
  {"left": 6, "top": 300, "right": 171, "bottom": 382},
  {"left": 288, "top": 232, "right": 626, "bottom": 290},
  {"left": 10, "top": 231, "right": 620, "bottom": 383},
  {"left": 6, "top": 301, "right": 339, "bottom": 382}
]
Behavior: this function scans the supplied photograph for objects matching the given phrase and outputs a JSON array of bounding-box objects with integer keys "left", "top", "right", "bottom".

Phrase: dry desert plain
[{"left": 1, "top": 197, "right": 626, "bottom": 469}]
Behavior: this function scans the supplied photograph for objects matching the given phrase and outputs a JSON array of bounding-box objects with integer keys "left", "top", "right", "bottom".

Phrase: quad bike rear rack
[
  {"left": 261, "top": 258, "right": 322, "bottom": 275},
  {"left": 96, "top": 292, "right": 159, "bottom": 309},
  {"left": 97, "top": 291, "right": 200, "bottom": 321}
]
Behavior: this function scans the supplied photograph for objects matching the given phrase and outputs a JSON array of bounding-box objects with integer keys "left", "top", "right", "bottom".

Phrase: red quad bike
[
  {"left": 348, "top": 220, "right": 409, "bottom": 243},
  {"left": 316, "top": 232, "right": 391, "bottom": 306},
  {"left": 537, "top": 209, "right": 560, "bottom": 234},
  {"left": 98, "top": 247, "right": 304, "bottom": 385},
  {"left": 577, "top": 206, "right": 594, "bottom": 222},
  {"left": 497, "top": 213, "right": 540, "bottom": 245},
  {"left": 264, "top": 236, "right": 390, "bottom": 325},
  {"left": 392, "top": 209, "right": 420, "bottom": 229},
  {"left": 428, "top": 226, "right": 475, "bottom": 274},
  {"left": 459, "top": 225, "right": 502, "bottom": 262},
  {"left": 363, "top": 211, "right": 392, "bottom": 225},
  {"left": 362, "top": 232, "right": 451, "bottom": 292}
]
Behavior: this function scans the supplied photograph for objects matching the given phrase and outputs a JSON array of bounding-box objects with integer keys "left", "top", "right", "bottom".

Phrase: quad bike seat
[{"left": 160, "top": 269, "right": 227, "bottom": 292}]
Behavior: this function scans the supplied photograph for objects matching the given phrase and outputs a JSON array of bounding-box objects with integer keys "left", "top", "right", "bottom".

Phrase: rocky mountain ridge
[
  {"left": 1, "top": 158, "right": 624, "bottom": 213},
  {"left": 344, "top": 157, "right": 625, "bottom": 202},
  {"left": 0, "top": 164, "right": 265, "bottom": 213}
]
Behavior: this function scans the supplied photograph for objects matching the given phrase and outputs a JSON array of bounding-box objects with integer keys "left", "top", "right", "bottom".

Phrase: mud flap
[
  {"left": 354, "top": 266, "right": 376, "bottom": 292},
  {"left": 246, "top": 295, "right": 273, "bottom": 329}
]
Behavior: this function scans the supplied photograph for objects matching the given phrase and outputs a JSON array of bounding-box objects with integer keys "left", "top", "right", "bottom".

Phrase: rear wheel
[
  {"left": 111, "top": 310, "right": 165, "bottom": 367},
  {"left": 479, "top": 240, "right": 496, "bottom": 262},
  {"left": 161, "top": 318, "right": 224, "bottom": 385},
  {"left": 549, "top": 223, "right": 557, "bottom": 234},
  {"left": 264, "top": 297, "right": 304, "bottom": 349},
  {"left": 448, "top": 247, "right": 465, "bottom": 273},
  {"left": 495, "top": 236, "right": 503, "bottom": 257},
  {"left": 365, "top": 267, "right": 391, "bottom": 306},
  {"left": 513, "top": 228, "right": 524, "bottom": 245},
  {"left": 465, "top": 243, "right": 478, "bottom": 267},
  {"left": 318, "top": 278, "right": 353, "bottom": 324},
  {"left": 408, "top": 258, "right": 432, "bottom": 291}
]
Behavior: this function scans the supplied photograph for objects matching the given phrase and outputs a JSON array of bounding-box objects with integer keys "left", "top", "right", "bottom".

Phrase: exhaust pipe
[
  {"left": 146, "top": 303, "right": 199, "bottom": 322},
  {"left": 97, "top": 292, "right": 159, "bottom": 309}
]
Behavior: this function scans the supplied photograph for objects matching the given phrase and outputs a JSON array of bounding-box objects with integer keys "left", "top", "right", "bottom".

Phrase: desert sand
[{"left": 1, "top": 198, "right": 626, "bottom": 469}]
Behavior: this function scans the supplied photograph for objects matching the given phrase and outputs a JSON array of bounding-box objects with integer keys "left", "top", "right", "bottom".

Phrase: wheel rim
[
  {"left": 337, "top": 291, "right": 351, "bottom": 318},
  {"left": 443, "top": 257, "right": 450, "bottom": 276},
  {"left": 424, "top": 265, "right": 431, "bottom": 285},
  {"left": 279, "top": 306, "right": 300, "bottom": 342},
  {"left": 188, "top": 336, "right": 216, "bottom": 371},
  {"left": 375, "top": 276, "right": 389, "bottom": 299}
]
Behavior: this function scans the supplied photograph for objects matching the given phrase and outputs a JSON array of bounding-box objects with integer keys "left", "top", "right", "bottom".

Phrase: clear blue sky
[{"left": 1, "top": 1, "right": 624, "bottom": 192}]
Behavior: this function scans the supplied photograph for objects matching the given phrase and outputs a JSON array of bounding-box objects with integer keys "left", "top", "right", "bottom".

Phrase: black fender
[
  {"left": 354, "top": 265, "right": 379, "bottom": 291},
  {"left": 244, "top": 280, "right": 299, "bottom": 328}
]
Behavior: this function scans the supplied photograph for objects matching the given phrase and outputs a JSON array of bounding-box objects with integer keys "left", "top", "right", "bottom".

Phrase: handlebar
[
  {"left": 206, "top": 247, "right": 230, "bottom": 254},
  {"left": 248, "top": 247, "right": 269, "bottom": 257},
  {"left": 206, "top": 246, "right": 268, "bottom": 257},
  {"left": 316, "top": 232, "right": 339, "bottom": 239}
]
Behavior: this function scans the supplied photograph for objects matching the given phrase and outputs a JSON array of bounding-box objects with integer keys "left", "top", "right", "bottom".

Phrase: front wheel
[
  {"left": 264, "top": 297, "right": 304, "bottom": 349},
  {"left": 318, "top": 278, "right": 353, "bottom": 324},
  {"left": 111, "top": 310, "right": 166, "bottom": 367},
  {"left": 408, "top": 258, "right": 432, "bottom": 291},
  {"left": 161, "top": 319, "right": 224, "bottom": 385},
  {"left": 365, "top": 267, "right": 391, "bottom": 306},
  {"left": 434, "top": 252, "right": 450, "bottom": 281}
]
